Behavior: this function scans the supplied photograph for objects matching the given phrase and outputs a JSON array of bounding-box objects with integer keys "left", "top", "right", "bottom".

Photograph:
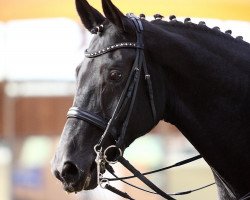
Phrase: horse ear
[
  {"left": 75, "top": 0, "right": 105, "bottom": 32},
  {"left": 101, "top": 0, "right": 130, "bottom": 32}
]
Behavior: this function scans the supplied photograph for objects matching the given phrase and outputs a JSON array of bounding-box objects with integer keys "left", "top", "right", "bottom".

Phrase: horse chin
[
  {"left": 82, "top": 172, "right": 98, "bottom": 190},
  {"left": 62, "top": 169, "right": 98, "bottom": 193},
  {"left": 63, "top": 181, "right": 84, "bottom": 193}
]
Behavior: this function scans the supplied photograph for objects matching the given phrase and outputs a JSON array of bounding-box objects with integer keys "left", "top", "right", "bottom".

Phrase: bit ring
[{"left": 104, "top": 145, "right": 122, "bottom": 164}]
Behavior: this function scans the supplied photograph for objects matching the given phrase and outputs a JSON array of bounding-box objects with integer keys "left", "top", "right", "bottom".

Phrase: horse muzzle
[{"left": 51, "top": 159, "right": 98, "bottom": 192}]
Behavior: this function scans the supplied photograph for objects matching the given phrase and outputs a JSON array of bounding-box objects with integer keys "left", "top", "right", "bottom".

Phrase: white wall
[{"left": 2, "top": 18, "right": 88, "bottom": 82}]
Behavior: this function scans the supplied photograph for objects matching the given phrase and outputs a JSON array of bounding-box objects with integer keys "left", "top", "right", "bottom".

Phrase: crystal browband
[{"left": 85, "top": 42, "right": 143, "bottom": 58}]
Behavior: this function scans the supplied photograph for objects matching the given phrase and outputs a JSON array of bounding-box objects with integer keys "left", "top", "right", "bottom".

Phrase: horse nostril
[{"left": 61, "top": 162, "right": 80, "bottom": 183}]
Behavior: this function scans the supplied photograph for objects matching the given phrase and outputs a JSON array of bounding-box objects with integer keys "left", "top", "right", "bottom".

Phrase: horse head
[{"left": 51, "top": 0, "right": 163, "bottom": 192}]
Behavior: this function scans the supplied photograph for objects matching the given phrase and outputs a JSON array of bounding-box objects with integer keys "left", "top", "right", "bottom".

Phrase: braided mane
[{"left": 143, "top": 15, "right": 249, "bottom": 45}]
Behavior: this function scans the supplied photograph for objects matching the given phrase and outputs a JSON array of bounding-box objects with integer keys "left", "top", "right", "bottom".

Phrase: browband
[{"left": 85, "top": 42, "right": 143, "bottom": 58}]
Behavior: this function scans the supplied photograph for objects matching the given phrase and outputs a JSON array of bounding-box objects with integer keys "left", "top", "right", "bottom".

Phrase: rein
[
  {"left": 67, "top": 13, "right": 215, "bottom": 200},
  {"left": 98, "top": 147, "right": 214, "bottom": 199}
]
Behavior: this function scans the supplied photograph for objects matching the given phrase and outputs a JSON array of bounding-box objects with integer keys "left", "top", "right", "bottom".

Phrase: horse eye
[{"left": 108, "top": 70, "right": 122, "bottom": 82}]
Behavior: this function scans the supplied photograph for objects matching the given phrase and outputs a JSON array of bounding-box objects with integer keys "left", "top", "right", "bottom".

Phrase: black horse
[{"left": 51, "top": 0, "right": 250, "bottom": 199}]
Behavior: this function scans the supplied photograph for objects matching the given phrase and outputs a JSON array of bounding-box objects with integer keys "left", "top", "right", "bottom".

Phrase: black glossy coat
[{"left": 51, "top": 0, "right": 250, "bottom": 199}]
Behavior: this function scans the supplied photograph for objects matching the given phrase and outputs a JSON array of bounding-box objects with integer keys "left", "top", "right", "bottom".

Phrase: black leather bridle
[
  {"left": 67, "top": 13, "right": 157, "bottom": 149},
  {"left": 66, "top": 14, "right": 214, "bottom": 200}
]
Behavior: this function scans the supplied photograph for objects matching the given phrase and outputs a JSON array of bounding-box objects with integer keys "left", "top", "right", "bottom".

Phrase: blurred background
[{"left": 0, "top": 0, "right": 249, "bottom": 200}]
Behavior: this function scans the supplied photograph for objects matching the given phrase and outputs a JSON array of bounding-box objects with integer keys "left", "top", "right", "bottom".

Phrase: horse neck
[{"left": 145, "top": 21, "right": 250, "bottom": 198}]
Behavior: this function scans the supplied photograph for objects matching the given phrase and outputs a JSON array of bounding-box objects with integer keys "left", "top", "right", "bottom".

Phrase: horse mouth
[
  {"left": 63, "top": 174, "right": 92, "bottom": 193},
  {"left": 62, "top": 162, "right": 98, "bottom": 193}
]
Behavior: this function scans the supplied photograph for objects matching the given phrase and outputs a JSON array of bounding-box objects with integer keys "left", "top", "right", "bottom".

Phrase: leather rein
[{"left": 67, "top": 14, "right": 214, "bottom": 200}]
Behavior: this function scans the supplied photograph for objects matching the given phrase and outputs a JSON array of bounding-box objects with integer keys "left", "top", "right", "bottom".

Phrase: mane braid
[{"left": 149, "top": 18, "right": 249, "bottom": 45}]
